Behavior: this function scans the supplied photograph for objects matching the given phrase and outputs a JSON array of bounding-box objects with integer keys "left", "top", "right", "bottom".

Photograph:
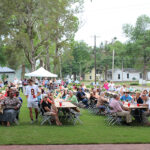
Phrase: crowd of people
[{"left": 0, "top": 78, "right": 150, "bottom": 127}]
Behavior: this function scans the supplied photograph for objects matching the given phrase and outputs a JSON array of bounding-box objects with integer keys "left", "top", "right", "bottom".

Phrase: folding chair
[
  {"left": 70, "top": 109, "right": 83, "bottom": 125},
  {"left": 40, "top": 104, "right": 52, "bottom": 125},
  {"left": 105, "top": 106, "right": 122, "bottom": 126}
]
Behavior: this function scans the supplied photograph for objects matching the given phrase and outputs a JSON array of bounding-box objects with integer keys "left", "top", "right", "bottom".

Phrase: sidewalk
[{"left": 0, "top": 144, "right": 150, "bottom": 150}]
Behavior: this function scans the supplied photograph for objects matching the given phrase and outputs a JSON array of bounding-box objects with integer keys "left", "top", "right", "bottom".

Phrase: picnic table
[
  {"left": 54, "top": 99, "right": 82, "bottom": 125},
  {"left": 123, "top": 102, "right": 148, "bottom": 110},
  {"left": 55, "top": 99, "right": 77, "bottom": 108}
]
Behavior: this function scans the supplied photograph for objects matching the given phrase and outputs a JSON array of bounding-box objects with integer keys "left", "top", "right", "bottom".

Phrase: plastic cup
[
  {"left": 33, "top": 95, "right": 36, "bottom": 98},
  {"left": 59, "top": 101, "right": 62, "bottom": 107},
  {"left": 128, "top": 103, "right": 130, "bottom": 107},
  {"left": 137, "top": 104, "right": 139, "bottom": 107}
]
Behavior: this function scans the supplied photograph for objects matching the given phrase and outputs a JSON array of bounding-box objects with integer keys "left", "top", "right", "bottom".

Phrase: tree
[
  {"left": 0, "top": 0, "right": 83, "bottom": 72},
  {"left": 62, "top": 41, "right": 92, "bottom": 80},
  {"left": 123, "top": 15, "right": 150, "bottom": 80}
]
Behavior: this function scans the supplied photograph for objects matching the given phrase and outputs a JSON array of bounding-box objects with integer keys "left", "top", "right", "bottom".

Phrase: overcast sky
[{"left": 75, "top": 0, "right": 150, "bottom": 46}]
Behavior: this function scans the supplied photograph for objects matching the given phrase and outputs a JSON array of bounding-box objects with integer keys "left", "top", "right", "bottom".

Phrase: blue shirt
[{"left": 120, "top": 95, "right": 132, "bottom": 102}]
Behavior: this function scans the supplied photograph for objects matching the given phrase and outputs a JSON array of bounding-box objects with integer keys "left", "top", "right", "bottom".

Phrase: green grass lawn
[{"left": 0, "top": 93, "right": 150, "bottom": 145}]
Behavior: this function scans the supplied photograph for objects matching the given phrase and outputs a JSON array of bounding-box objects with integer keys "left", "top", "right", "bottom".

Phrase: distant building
[
  {"left": 84, "top": 68, "right": 103, "bottom": 81},
  {"left": 84, "top": 68, "right": 150, "bottom": 81},
  {"left": 0, "top": 67, "right": 15, "bottom": 82},
  {"left": 107, "top": 68, "right": 143, "bottom": 81},
  {"left": 84, "top": 68, "right": 95, "bottom": 81},
  {"left": 0, "top": 66, "right": 30, "bottom": 82}
]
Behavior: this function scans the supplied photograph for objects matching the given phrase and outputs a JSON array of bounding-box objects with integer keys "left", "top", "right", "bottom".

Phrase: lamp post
[{"left": 111, "top": 37, "right": 117, "bottom": 81}]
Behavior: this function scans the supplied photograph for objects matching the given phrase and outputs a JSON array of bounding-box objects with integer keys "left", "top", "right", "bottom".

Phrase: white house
[
  {"left": 0, "top": 67, "right": 15, "bottom": 82},
  {"left": 15, "top": 66, "right": 30, "bottom": 80},
  {"left": 0, "top": 66, "right": 30, "bottom": 82},
  {"left": 107, "top": 68, "right": 143, "bottom": 81}
]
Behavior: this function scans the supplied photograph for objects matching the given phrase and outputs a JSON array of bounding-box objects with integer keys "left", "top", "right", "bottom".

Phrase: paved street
[{"left": 1, "top": 144, "right": 150, "bottom": 150}]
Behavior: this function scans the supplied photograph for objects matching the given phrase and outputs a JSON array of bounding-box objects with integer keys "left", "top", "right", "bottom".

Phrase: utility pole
[
  {"left": 94, "top": 35, "right": 97, "bottom": 84},
  {"left": 122, "top": 58, "right": 123, "bottom": 81},
  {"left": 112, "top": 49, "right": 115, "bottom": 81}
]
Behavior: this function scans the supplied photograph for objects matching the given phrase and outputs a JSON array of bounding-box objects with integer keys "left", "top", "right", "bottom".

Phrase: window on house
[
  {"left": 89, "top": 76, "right": 92, "bottom": 80},
  {"left": 140, "top": 73, "right": 142, "bottom": 79},
  {"left": 127, "top": 73, "right": 129, "bottom": 79},
  {"left": 96, "top": 70, "right": 99, "bottom": 74},
  {"left": 118, "top": 74, "right": 120, "bottom": 79}
]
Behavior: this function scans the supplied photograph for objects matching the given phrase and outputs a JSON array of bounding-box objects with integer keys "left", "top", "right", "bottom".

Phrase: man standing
[{"left": 25, "top": 79, "right": 40, "bottom": 124}]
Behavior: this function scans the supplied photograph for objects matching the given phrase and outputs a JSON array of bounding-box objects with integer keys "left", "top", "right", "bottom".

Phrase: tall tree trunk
[
  {"left": 21, "top": 64, "right": 25, "bottom": 80},
  {"left": 74, "top": 73, "right": 76, "bottom": 81},
  {"left": 40, "top": 59, "right": 44, "bottom": 67},
  {"left": 46, "top": 47, "right": 50, "bottom": 71},
  {"left": 54, "top": 45, "right": 59, "bottom": 73},
  {"left": 143, "top": 62, "right": 147, "bottom": 80},
  {"left": 143, "top": 52, "right": 147, "bottom": 80},
  {"left": 104, "top": 65, "right": 108, "bottom": 80},
  {"left": 31, "top": 60, "right": 36, "bottom": 71}
]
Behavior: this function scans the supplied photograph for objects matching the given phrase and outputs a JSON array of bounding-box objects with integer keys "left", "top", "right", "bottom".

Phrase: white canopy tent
[{"left": 25, "top": 67, "right": 58, "bottom": 78}]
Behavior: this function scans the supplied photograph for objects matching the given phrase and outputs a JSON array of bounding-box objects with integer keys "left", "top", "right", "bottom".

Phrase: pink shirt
[
  {"left": 103, "top": 83, "right": 109, "bottom": 90},
  {"left": 109, "top": 99, "right": 123, "bottom": 113}
]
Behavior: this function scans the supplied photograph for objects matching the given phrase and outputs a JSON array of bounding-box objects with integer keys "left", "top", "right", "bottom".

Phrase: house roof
[
  {"left": 0, "top": 67, "right": 15, "bottom": 73},
  {"left": 107, "top": 68, "right": 141, "bottom": 73}
]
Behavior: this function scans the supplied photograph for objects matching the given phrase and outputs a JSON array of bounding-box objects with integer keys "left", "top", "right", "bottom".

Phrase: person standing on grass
[{"left": 25, "top": 79, "right": 40, "bottom": 124}]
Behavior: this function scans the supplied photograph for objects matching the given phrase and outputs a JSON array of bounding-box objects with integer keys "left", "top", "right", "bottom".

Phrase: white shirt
[
  {"left": 18, "top": 80, "right": 23, "bottom": 87},
  {"left": 14, "top": 79, "right": 19, "bottom": 85},
  {"left": 146, "top": 98, "right": 150, "bottom": 110},
  {"left": 25, "top": 85, "right": 39, "bottom": 102},
  {"left": 109, "top": 83, "right": 115, "bottom": 91}
]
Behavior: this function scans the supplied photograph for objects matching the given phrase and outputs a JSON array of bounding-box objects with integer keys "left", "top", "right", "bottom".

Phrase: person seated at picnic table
[
  {"left": 115, "top": 85, "right": 121, "bottom": 95},
  {"left": 66, "top": 91, "right": 80, "bottom": 112},
  {"left": 108, "top": 81, "right": 115, "bottom": 91},
  {"left": 73, "top": 84, "right": 77, "bottom": 90},
  {"left": 76, "top": 87, "right": 89, "bottom": 108},
  {"left": 59, "top": 84, "right": 64, "bottom": 90},
  {"left": 0, "top": 89, "right": 21, "bottom": 126},
  {"left": 0, "top": 91, "right": 5, "bottom": 100},
  {"left": 132, "top": 91, "right": 144, "bottom": 122},
  {"left": 96, "top": 92, "right": 108, "bottom": 113},
  {"left": 97, "top": 86, "right": 101, "bottom": 95},
  {"left": 56, "top": 89, "right": 63, "bottom": 99},
  {"left": 142, "top": 90, "right": 149, "bottom": 96},
  {"left": 141, "top": 90, "right": 148, "bottom": 102},
  {"left": 61, "top": 89, "right": 68, "bottom": 100},
  {"left": 134, "top": 91, "right": 143, "bottom": 104},
  {"left": 89, "top": 89, "right": 99, "bottom": 106},
  {"left": 41, "top": 94, "right": 62, "bottom": 126},
  {"left": 48, "top": 82, "right": 54, "bottom": 91},
  {"left": 66, "top": 91, "right": 78, "bottom": 105},
  {"left": 120, "top": 91, "right": 133, "bottom": 102},
  {"left": 0, "top": 81, "right": 4, "bottom": 88},
  {"left": 109, "top": 94, "right": 132, "bottom": 124},
  {"left": 81, "top": 83, "right": 86, "bottom": 92},
  {"left": 142, "top": 95, "right": 150, "bottom": 125}
]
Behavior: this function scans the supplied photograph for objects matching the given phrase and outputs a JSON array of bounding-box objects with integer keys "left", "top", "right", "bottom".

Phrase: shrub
[{"left": 130, "top": 83, "right": 139, "bottom": 86}]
